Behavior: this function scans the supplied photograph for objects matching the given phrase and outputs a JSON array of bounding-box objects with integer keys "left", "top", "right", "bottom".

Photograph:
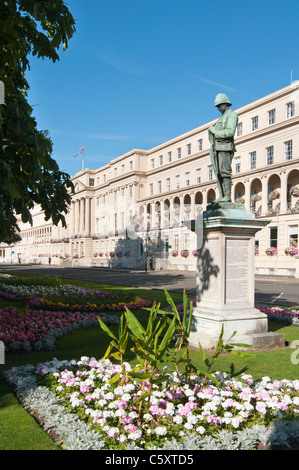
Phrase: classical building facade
[{"left": 1, "top": 82, "right": 299, "bottom": 276}]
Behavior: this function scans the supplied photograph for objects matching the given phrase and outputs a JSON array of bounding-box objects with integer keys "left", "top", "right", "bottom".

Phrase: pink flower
[{"left": 80, "top": 385, "right": 90, "bottom": 393}]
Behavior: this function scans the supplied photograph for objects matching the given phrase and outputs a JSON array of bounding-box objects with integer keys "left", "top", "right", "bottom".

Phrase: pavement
[{"left": 1, "top": 263, "right": 299, "bottom": 308}]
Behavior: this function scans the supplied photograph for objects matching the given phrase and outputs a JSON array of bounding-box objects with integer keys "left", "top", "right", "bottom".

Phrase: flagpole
[{"left": 82, "top": 147, "right": 84, "bottom": 171}]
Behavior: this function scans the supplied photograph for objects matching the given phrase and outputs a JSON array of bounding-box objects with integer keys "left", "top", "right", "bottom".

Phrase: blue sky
[{"left": 26, "top": 0, "right": 299, "bottom": 177}]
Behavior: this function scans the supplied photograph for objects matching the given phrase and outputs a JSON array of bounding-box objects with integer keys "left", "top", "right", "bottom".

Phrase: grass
[{"left": 0, "top": 271, "right": 298, "bottom": 450}]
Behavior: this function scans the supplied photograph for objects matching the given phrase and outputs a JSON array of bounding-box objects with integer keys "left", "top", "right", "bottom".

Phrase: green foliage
[
  {"left": 0, "top": 1, "right": 76, "bottom": 243},
  {"left": 98, "top": 288, "right": 255, "bottom": 421},
  {"left": 198, "top": 327, "right": 255, "bottom": 389}
]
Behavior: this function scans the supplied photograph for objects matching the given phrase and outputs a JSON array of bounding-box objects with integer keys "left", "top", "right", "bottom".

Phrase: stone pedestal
[{"left": 188, "top": 202, "right": 285, "bottom": 350}]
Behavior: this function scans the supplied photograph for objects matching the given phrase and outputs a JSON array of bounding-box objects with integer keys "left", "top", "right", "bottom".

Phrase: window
[
  {"left": 250, "top": 151, "right": 256, "bottom": 170},
  {"left": 268, "top": 109, "right": 276, "bottom": 125},
  {"left": 198, "top": 139, "right": 203, "bottom": 151},
  {"left": 159, "top": 155, "right": 163, "bottom": 166},
  {"left": 168, "top": 151, "right": 172, "bottom": 162},
  {"left": 96, "top": 176, "right": 100, "bottom": 185},
  {"left": 269, "top": 226, "right": 278, "bottom": 248},
  {"left": 184, "top": 233, "right": 190, "bottom": 250},
  {"left": 288, "top": 226, "right": 298, "bottom": 248},
  {"left": 208, "top": 165, "right": 213, "bottom": 181},
  {"left": 121, "top": 164, "right": 125, "bottom": 174},
  {"left": 149, "top": 183, "right": 153, "bottom": 196},
  {"left": 89, "top": 178, "right": 94, "bottom": 186},
  {"left": 177, "top": 148, "right": 181, "bottom": 159},
  {"left": 129, "top": 185, "right": 133, "bottom": 198},
  {"left": 266, "top": 146, "right": 274, "bottom": 165},
  {"left": 176, "top": 175, "right": 180, "bottom": 189},
  {"left": 103, "top": 174, "right": 106, "bottom": 182},
  {"left": 237, "top": 122, "right": 243, "bottom": 137},
  {"left": 196, "top": 168, "right": 201, "bottom": 184},
  {"left": 187, "top": 143, "right": 191, "bottom": 155},
  {"left": 157, "top": 180, "right": 162, "bottom": 193},
  {"left": 284, "top": 140, "right": 293, "bottom": 160},
  {"left": 174, "top": 234, "right": 179, "bottom": 251},
  {"left": 150, "top": 159, "right": 155, "bottom": 169},
  {"left": 129, "top": 161, "right": 133, "bottom": 171},
  {"left": 235, "top": 156, "right": 241, "bottom": 173},
  {"left": 286, "top": 101, "right": 295, "bottom": 118},
  {"left": 96, "top": 197, "right": 99, "bottom": 207},
  {"left": 251, "top": 116, "right": 258, "bottom": 131},
  {"left": 121, "top": 188, "right": 125, "bottom": 199},
  {"left": 114, "top": 168, "right": 117, "bottom": 177},
  {"left": 166, "top": 177, "right": 170, "bottom": 191}
]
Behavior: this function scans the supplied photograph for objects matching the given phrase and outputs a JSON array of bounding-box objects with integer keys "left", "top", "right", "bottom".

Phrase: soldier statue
[{"left": 208, "top": 93, "right": 238, "bottom": 203}]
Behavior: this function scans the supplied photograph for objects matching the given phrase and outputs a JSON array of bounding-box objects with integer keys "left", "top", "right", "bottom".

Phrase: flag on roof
[{"left": 73, "top": 146, "right": 84, "bottom": 157}]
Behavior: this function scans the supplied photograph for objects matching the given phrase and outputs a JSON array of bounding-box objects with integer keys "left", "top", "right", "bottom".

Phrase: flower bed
[
  {"left": 4, "top": 357, "right": 299, "bottom": 450},
  {"left": 165, "top": 298, "right": 299, "bottom": 324},
  {"left": 0, "top": 307, "right": 116, "bottom": 351},
  {"left": 0, "top": 283, "right": 152, "bottom": 313}
]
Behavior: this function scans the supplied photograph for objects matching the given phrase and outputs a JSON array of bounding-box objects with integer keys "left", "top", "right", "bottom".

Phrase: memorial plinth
[{"left": 188, "top": 202, "right": 285, "bottom": 351}]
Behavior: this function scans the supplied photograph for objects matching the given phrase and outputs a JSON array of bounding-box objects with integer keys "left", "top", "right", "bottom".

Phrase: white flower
[
  {"left": 121, "top": 393, "right": 131, "bottom": 402},
  {"left": 127, "top": 430, "right": 142, "bottom": 440},
  {"left": 154, "top": 426, "right": 167, "bottom": 436},
  {"left": 173, "top": 415, "right": 183, "bottom": 424},
  {"left": 196, "top": 426, "right": 205, "bottom": 434}
]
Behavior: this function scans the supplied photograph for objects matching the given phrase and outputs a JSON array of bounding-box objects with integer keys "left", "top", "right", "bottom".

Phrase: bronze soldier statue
[{"left": 208, "top": 93, "right": 238, "bottom": 203}]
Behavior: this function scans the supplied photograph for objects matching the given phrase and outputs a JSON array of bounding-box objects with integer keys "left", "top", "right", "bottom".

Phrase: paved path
[{"left": 1, "top": 264, "right": 299, "bottom": 307}]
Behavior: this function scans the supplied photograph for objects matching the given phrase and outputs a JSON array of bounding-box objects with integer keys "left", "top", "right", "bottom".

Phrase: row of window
[
  {"left": 149, "top": 168, "right": 206, "bottom": 196},
  {"left": 234, "top": 140, "right": 293, "bottom": 174},
  {"left": 96, "top": 185, "right": 135, "bottom": 206},
  {"left": 149, "top": 102, "right": 296, "bottom": 171},
  {"left": 150, "top": 140, "right": 203, "bottom": 170},
  {"left": 259, "top": 225, "right": 298, "bottom": 250},
  {"left": 88, "top": 160, "right": 135, "bottom": 187},
  {"left": 237, "top": 101, "right": 295, "bottom": 136}
]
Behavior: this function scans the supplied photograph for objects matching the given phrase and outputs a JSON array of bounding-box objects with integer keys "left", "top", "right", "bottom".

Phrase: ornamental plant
[
  {"left": 285, "top": 247, "right": 298, "bottom": 256},
  {"left": 268, "top": 190, "right": 280, "bottom": 201},
  {"left": 171, "top": 250, "right": 178, "bottom": 257},
  {"left": 98, "top": 289, "right": 253, "bottom": 429},
  {"left": 181, "top": 250, "right": 189, "bottom": 258},
  {"left": 250, "top": 194, "right": 261, "bottom": 203},
  {"left": 235, "top": 197, "right": 245, "bottom": 204},
  {"left": 290, "top": 187, "right": 299, "bottom": 197},
  {"left": 265, "top": 247, "right": 277, "bottom": 255},
  {"left": 266, "top": 207, "right": 280, "bottom": 216}
]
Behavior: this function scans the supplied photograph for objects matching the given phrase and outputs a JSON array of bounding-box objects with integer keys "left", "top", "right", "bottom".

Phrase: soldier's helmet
[{"left": 214, "top": 93, "right": 232, "bottom": 107}]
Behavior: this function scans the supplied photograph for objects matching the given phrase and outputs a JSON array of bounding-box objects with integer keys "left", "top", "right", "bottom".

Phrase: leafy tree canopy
[{"left": 0, "top": 0, "right": 76, "bottom": 244}]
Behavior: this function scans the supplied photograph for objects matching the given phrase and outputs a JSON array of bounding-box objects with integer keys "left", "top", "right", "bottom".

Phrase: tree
[{"left": 0, "top": 0, "right": 76, "bottom": 243}]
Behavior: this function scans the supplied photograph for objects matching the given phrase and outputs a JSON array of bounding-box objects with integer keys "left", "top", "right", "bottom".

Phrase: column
[
  {"left": 261, "top": 175, "right": 268, "bottom": 215},
  {"left": 85, "top": 197, "right": 90, "bottom": 236},
  {"left": 280, "top": 170, "right": 287, "bottom": 213},
  {"left": 75, "top": 199, "right": 80, "bottom": 235},
  {"left": 80, "top": 198, "right": 85, "bottom": 235}
]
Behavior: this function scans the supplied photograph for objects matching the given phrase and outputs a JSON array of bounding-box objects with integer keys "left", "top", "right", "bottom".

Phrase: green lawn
[{"left": 0, "top": 272, "right": 298, "bottom": 450}]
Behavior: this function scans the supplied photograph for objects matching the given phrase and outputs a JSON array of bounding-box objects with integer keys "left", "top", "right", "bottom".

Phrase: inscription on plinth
[{"left": 225, "top": 238, "right": 249, "bottom": 303}]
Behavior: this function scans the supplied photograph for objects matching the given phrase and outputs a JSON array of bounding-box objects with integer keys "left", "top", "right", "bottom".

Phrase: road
[{"left": 1, "top": 264, "right": 299, "bottom": 308}]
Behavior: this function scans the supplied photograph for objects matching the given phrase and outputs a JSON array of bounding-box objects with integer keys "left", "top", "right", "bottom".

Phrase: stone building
[{"left": 1, "top": 82, "right": 299, "bottom": 276}]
